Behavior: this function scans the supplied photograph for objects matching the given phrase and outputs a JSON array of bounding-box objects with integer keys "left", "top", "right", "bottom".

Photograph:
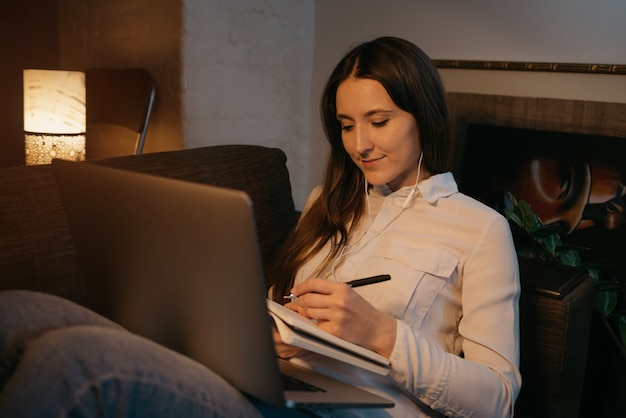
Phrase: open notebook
[
  {"left": 268, "top": 299, "right": 391, "bottom": 375},
  {"left": 52, "top": 159, "right": 394, "bottom": 410}
]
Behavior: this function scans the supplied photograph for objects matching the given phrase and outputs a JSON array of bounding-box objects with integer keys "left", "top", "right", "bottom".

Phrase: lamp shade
[{"left": 23, "top": 69, "right": 86, "bottom": 165}]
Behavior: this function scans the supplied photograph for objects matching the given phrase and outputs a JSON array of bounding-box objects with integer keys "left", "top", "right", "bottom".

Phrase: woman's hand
[{"left": 286, "top": 278, "right": 397, "bottom": 358}]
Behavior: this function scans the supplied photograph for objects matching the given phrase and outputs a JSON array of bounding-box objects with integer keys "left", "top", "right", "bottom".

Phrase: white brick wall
[{"left": 182, "top": 0, "right": 314, "bottom": 208}]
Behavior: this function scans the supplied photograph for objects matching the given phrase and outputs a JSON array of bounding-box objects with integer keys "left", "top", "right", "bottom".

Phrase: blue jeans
[{"left": 0, "top": 290, "right": 312, "bottom": 418}]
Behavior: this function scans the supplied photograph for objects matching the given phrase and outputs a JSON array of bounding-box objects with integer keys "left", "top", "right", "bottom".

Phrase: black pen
[
  {"left": 346, "top": 274, "right": 391, "bottom": 288},
  {"left": 283, "top": 274, "right": 391, "bottom": 300}
]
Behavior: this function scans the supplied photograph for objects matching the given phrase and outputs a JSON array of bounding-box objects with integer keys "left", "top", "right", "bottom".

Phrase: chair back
[{"left": 86, "top": 68, "right": 156, "bottom": 158}]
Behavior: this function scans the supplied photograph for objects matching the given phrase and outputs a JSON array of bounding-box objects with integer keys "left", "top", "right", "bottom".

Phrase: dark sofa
[{"left": 0, "top": 144, "right": 594, "bottom": 417}]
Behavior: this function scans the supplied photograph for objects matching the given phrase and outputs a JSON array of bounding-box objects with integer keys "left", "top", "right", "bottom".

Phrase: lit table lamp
[{"left": 23, "top": 69, "right": 86, "bottom": 165}]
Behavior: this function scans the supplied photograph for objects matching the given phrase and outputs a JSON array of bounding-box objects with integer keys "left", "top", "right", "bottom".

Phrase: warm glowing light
[{"left": 23, "top": 69, "right": 86, "bottom": 165}]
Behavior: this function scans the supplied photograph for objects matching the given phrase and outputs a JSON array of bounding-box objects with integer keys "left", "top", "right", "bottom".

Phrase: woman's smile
[{"left": 360, "top": 155, "right": 385, "bottom": 168}]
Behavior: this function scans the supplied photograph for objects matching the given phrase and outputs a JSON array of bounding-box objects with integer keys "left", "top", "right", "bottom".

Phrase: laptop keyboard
[{"left": 281, "top": 374, "right": 326, "bottom": 392}]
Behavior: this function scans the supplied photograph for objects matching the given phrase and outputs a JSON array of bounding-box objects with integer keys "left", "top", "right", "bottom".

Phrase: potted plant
[{"left": 502, "top": 191, "right": 626, "bottom": 354}]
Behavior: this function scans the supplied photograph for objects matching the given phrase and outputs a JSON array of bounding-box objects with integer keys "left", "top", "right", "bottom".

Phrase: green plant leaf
[
  {"left": 586, "top": 268, "right": 602, "bottom": 282},
  {"left": 537, "top": 234, "right": 561, "bottom": 256},
  {"left": 532, "top": 223, "right": 566, "bottom": 238},
  {"left": 504, "top": 209, "right": 522, "bottom": 228},
  {"left": 555, "top": 245, "right": 581, "bottom": 266},
  {"left": 556, "top": 249, "right": 581, "bottom": 267},
  {"left": 517, "top": 200, "right": 538, "bottom": 230},
  {"left": 595, "top": 290, "right": 618, "bottom": 316}
]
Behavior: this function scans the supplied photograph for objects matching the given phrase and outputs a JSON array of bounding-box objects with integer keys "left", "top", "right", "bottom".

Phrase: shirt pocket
[{"left": 378, "top": 240, "right": 459, "bottom": 327}]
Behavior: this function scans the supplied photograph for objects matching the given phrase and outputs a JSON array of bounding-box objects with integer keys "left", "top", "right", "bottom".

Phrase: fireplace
[{"left": 448, "top": 92, "right": 626, "bottom": 281}]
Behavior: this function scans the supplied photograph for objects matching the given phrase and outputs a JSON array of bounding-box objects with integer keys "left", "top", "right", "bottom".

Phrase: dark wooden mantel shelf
[{"left": 434, "top": 60, "right": 626, "bottom": 75}]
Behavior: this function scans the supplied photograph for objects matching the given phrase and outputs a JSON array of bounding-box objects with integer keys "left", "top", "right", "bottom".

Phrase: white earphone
[{"left": 402, "top": 152, "right": 423, "bottom": 209}]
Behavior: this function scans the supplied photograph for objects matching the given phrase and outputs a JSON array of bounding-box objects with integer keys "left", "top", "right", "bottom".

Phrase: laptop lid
[{"left": 52, "top": 159, "right": 394, "bottom": 410}]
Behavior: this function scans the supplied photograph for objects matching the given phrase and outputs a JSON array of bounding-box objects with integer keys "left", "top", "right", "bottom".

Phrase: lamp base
[{"left": 24, "top": 133, "right": 86, "bottom": 165}]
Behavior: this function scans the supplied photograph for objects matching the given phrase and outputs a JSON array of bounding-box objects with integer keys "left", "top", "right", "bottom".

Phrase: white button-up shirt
[{"left": 289, "top": 172, "right": 521, "bottom": 417}]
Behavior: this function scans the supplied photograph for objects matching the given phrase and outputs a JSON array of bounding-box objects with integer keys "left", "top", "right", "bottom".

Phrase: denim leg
[
  {"left": 0, "top": 325, "right": 263, "bottom": 418},
  {"left": 0, "top": 290, "right": 124, "bottom": 390}
]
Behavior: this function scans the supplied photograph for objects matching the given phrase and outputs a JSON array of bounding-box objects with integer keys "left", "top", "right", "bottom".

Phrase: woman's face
[{"left": 336, "top": 76, "right": 426, "bottom": 191}]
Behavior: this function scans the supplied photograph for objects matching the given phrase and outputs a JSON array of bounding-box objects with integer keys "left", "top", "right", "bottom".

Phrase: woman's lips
[{"left": 361, "top": 156, "right": 384, "bottom": 169}]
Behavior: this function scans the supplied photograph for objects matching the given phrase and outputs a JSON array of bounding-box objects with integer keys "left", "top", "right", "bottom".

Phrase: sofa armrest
[
  {"left": 0, "top": 165, "right": 88, "bottom": 304},
  {"left": 515, "top": 256, "right": 595, "bottom": 418}
]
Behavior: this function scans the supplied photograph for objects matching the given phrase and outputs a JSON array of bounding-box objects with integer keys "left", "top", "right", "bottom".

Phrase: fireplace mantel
[{"left": 446, "top": 92, "right": 626, "bottom": 177}]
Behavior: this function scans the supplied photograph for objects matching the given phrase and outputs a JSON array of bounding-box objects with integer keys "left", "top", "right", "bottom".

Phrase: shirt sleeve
[{"left": 388, "top": 215, "right": 522, "bottom": 417}]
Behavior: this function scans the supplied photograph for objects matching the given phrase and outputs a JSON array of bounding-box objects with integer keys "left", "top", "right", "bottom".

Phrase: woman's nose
[{"left": 354, "top": 126, "right": 374, "bottom": 155}]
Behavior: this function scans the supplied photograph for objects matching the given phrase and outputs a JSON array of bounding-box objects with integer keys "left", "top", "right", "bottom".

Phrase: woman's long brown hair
[{"left": 269, "top": 37, "right": 451, "bottom": 302}]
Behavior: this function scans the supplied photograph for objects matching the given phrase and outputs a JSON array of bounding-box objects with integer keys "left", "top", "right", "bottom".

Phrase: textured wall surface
[
  {"left": 58, "top": 0, "right": 184, "bottom": 154},
  {"left": 58, "top": 0, "right": 314, "bottom": 208},
  {"left": 182, "top": 0, "right": 314, "bottom": 208}
]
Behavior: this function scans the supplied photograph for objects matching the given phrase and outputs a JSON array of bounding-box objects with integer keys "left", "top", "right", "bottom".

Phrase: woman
[
  {"left": 0, "top": 37, "right": 520, "bottom": 418},
  {"left": 269, "top": 36, "right": 521, "bottom": 417}
]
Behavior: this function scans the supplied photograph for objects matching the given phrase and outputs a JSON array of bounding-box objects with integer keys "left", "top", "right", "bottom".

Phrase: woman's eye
[
  {"left": 341, "top": 125, "right": 354, "bottom": 132},
  {"left": 372, "top": 120, "right": 388, "bottom": 127}
]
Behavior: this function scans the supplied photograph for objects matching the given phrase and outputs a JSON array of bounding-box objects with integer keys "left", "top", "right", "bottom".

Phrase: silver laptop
[{"left": 52, "top": 159, "right": 394, "bottom": 410}]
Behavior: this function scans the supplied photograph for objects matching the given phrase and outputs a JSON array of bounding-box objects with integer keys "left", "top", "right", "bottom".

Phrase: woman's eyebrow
[{"left": 336, "top": 109, "right": 393, "bottom": 120}]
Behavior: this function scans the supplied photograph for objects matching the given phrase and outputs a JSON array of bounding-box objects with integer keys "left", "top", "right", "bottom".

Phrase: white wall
[
  {"left": 310, "top": 0, "right": 626, "bottom": 195},
  {"left": 182, "top": 0, "right": 314, "bottom": 208}
]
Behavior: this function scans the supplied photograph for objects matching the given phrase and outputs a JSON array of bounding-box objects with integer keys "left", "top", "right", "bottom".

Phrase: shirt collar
[{"left": 373, "top": 172, "right": 458, "bottom": 205}]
